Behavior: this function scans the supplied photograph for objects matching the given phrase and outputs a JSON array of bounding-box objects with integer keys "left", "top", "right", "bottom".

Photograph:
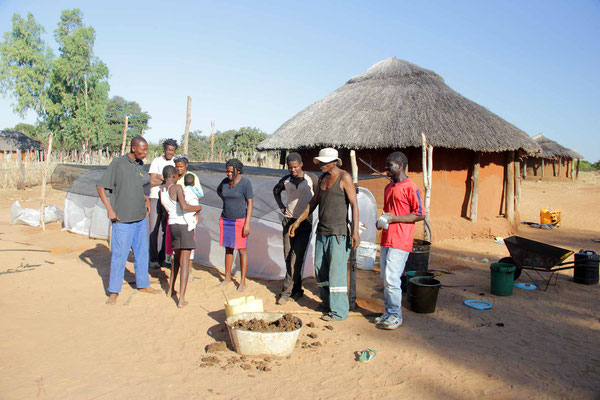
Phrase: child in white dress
[{"left": 183, "top": 174, "right": 201, "bottom": 231}]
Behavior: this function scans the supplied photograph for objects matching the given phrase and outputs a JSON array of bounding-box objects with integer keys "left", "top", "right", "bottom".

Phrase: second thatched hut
[
  {"left": 523, "top": 134, "right": 583, "bottom": 181},
  {"left": 258, "top": 58, "right": 539, "bottom": 239}
]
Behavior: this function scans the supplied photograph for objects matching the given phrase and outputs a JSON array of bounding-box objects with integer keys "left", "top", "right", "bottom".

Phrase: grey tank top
[{"left": 317, "top": 172, "right": 349, "bottom": 236}]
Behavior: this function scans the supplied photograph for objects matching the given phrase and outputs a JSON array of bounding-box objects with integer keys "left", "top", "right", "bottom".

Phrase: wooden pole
[
  {"left": 570, "top": 159, "right": 574, "bottom": 181},
  {"left": 576, "top": 159, "right": 580, "bottom": 179},
  {"left": 541, "top": 159, "right": 545, "bottom": 178},
  {"left": 349, "top": 150, "right": 358, "bottom": 311},
  {"left": 210, "top": 120, "right": 215, "bottom": 161},
  {"left": 558, "top": 157, "right": 562, "bottom": 178},
  {"left": 514, "top": 152, "right": 521, "bottom": 214},
  {"left": 17, "top": 149, "right": 25, "bottom": 189},
  {"left": 523, "top": 158, "right": 527, "bottom": 179},
  {"left": 506, "top": 151, "right": 515, "bottom": 223},
  {"left": 40, "top": 132, "right": 54, "bottom": 231},
  {"left": 470, "top": 152, "right": 480, "bottom": 223},
  {"left": 120, "top": 115, "right": 128, "bottom": 155},
  {"left": 421, "top": 133, "right": 432, "bottom": 241},
  {"left": 183, "top": 96, "right": 192, "bottom": 155}
]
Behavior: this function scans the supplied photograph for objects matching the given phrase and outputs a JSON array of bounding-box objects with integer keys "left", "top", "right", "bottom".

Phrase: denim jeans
[
  {"left": 108, "top": 219, "right": 150, "bottom": 293},
  {"left": 380, "top": 246, "right": 410, "bottom": 318}
]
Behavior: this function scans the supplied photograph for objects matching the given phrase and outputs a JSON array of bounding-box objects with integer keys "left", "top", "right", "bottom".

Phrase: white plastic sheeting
[
  {"left": 61, "top": 187, "right": 378, "bottom": 281},
  {"left": 10, "top": 201, "right": 64, "bottom": 227}
]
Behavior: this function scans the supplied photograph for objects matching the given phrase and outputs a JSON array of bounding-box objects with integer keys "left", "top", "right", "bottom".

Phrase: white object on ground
[{"left": 10, "top": 201, "right": 64, "bottom": 227}]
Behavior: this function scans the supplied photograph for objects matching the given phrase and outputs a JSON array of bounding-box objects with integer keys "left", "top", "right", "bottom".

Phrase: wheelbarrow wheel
[{"left": 498, "top": 257, "right": 522, "bottom": 280}]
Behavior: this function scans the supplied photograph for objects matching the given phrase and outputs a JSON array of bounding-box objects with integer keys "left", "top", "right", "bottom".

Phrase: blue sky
[{"left": 1, "top": 0, "right": 599, "bottom": 161}]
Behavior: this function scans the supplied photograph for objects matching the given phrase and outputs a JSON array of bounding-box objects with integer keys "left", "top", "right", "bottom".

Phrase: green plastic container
[{"left": 490, "top": 262, "right": 516, "bottom": 296}]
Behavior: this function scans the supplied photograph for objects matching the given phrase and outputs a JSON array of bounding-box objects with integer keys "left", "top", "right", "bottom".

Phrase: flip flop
[{"left": 358, "top": 348, "right": 376, "bottom": 362}]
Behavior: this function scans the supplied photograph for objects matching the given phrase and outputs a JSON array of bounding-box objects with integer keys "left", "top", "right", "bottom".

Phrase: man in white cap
[{"left": 289, "top": 147, "right": 360, "bottom": 321}]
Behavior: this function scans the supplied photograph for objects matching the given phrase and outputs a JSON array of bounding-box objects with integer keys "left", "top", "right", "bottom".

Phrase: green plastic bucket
[
  {"left": 490, "top": 262, "right": 515, "bottom": 296},
  {"left": 408, "top": 277, "right": 442, "bottom": 313},
  {"left": 402, "top": 271, "right": 435, "bottom": 296}
]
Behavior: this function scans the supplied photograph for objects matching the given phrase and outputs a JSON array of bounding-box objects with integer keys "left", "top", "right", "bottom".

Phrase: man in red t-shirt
[{"left": 375, "top": 151, "right": 425, "bottom": 329}]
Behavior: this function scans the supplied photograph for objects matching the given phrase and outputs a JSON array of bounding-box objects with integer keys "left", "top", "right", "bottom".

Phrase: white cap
[{"left": 313, "top": 147, "right": 342, "bottom": 166}]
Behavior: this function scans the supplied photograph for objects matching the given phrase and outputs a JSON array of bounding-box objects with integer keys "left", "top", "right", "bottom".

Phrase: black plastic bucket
[
  {"left": 405, "top": 239, "right": 431, "bottom": 272},
  {"left": 408, "top": 277, "right": 441, "bottom": 314},
  {"left": 573, "top": 250, "right": 599, "bottom": 285},
  {"left": 401, "top": 271, "right": 435, "bottom": 294}
]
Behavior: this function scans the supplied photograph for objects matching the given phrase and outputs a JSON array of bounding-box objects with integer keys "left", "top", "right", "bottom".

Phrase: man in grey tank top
[{"left": 290, "top": 148, "right": 360, "bottom": 321}]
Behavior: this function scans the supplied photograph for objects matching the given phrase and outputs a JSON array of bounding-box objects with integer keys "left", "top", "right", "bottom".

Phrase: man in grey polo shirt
[{"left": 97, "top": 136, "right": 159, "bottom": 304}]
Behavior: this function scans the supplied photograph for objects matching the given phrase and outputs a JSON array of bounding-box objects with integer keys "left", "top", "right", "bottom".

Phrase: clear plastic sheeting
[
  {"left": 53, "top": 162, "right": 379, "bottom": 280},
  {"left": 10, "top": 201, "right": 64, "bottom": 227}
]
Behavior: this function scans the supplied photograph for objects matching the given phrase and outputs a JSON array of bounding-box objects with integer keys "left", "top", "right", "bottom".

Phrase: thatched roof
[
  {"left": 0, "top": 130, "right": 44, "bottom": 152},
  {"left": 258, "top": 58, "right": 539, "bottom": 153},
  {"left": 531, "top": 134, "right": 583, "bottom": 160}
]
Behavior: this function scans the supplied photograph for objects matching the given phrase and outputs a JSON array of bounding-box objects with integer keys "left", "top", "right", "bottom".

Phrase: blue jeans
[
  {"left": 314, "top": 234, "right": 350, "bottom": 320},
  {"left": 108, "top": 219, "right": 150, "bottom": 293},
  {"left": 380, "top": 246, "right": 410, "bottom": 318}
]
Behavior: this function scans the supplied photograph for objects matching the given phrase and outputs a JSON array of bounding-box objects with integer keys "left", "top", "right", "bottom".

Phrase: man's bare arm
[
  {"left": 341, "top": 172, "right": 360, "bottom": 250},
  {"left": 150, "top": 173, "right": 164, "bottom": 187},
  {"left": 97, "top": 185, "right": 118, "bottom": 221}
]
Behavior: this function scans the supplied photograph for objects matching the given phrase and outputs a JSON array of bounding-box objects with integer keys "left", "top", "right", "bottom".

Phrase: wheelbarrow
[{"left": 498, "top": 236, "right": 575, "bottom": 291}]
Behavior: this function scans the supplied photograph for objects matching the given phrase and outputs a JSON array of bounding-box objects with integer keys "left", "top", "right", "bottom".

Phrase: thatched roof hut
[
  {"left": 531, "top": 134, "right": 583, "bottom": 160},
  {"left": 523, "top": 134, "right": 582, "bottom": 180},
  {"left": 259, "top": 58, "right": 539, "bottom": 238},
  {"left": 258, "top": 58, "right": 538, "bottom": 153},
  {"left": 0, "top": 130, "right": 43, "bottom": 152}
]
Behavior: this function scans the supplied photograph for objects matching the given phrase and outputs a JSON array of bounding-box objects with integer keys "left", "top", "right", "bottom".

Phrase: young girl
[
  {"left": 217, "top": 158, "right": 253, "bottom": 292},
  {"left": 160, "top": 165, "right": 202, "bottom": 308}
]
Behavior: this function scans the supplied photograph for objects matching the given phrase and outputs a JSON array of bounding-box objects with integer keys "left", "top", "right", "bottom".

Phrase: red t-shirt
[{"left": 380, "top": 177, "right": 424, "bottom": 252}]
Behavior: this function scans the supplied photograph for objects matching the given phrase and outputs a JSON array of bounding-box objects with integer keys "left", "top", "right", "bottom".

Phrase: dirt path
[{"left": 0, "top": 174, "right": 599, "bottom": 399}]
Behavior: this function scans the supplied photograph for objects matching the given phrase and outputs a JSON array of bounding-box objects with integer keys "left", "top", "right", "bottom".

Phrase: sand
[{"left": 0, "top": 173, "right": 599, "bottom": 399}]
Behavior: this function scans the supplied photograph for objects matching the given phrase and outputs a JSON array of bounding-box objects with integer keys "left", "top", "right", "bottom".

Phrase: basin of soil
[{"left": 231, "top": 313, "right": 301, "bottom": 332}]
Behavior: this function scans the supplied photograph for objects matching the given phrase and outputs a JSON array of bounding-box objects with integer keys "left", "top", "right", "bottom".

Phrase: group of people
[{"left": 97, "top": 136, "right": 424, "bottom": 329}]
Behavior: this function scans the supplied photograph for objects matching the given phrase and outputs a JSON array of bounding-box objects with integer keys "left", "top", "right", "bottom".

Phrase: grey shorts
[{"left": 170, "top": 223, "right": 195, "bottom": 249}]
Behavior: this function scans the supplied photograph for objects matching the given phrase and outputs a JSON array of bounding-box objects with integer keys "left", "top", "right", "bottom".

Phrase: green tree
[
  {"left": 104, "top": 96, "right": 151, "bottom": 151},
  {"left": 231, "top": 126, "right": 268, "bottom": 153},
  {"left": 0, "top": 13, "right": 53, "bottom": 120},
  {"left": 182, "top": 127, "right": 268, "bottom": 161},
  {"left": 47, "top": 9, "right": 109, "bottom": 150}
]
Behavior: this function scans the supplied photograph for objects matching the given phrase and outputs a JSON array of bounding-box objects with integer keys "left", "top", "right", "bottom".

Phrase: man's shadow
[{"left": 79, "top": 243, "right": 140, "bottom": 295}]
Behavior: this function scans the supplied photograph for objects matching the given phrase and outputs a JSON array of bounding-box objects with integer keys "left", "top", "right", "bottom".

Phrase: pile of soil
[{"left": 231, "top": 313, "right": 301, "bottom": 332}]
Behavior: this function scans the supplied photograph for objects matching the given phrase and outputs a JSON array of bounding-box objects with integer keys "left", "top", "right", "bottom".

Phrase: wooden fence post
[
  {"left": 506, "top": 151, "right": 515, "bottom": 223},
  {"left": 470, "top": 152, "right": 480, "bottom": 222},
  {"left": 349, "top": 149, "right": 359, "bottom": 311},
  {"left": 183, "top": 96, "right": 192, "bottom": 155},
  {"left": 515, "top": 152, "right": 521, "bottom": 214},
  {"left": 421, "top": 133, "right": 433, "bottom": 241},
  {"left": 40, "top": 132, "right": 54, "bottom": 231},
  {"left": 120, "top": 115, "right": 128, "bottom": 155}
]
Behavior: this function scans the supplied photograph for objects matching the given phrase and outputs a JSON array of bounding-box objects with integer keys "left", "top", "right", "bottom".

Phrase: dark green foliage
[
  {"left": 104, "top": 96, "right": 150, "bottom": 152},
  {"left": 183, "top": 127, "right": 268, "bottom": 161}
]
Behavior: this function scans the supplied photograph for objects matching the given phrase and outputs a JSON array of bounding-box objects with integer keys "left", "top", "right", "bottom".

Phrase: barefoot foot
[
  {"left": 106, "top": 293, "right": 118, "bottom": 305},
  {"left": 138, "top": 286, "right": 160, "bottom": 294},
  {"left": 237, "top": 282, "right": 246, "bottom": 292},
  {"left": 218, "top": 279, "right": 232, "bottom": 287},
  {"left": 177, "top": 300, "right": 189, "bottom": 308}
]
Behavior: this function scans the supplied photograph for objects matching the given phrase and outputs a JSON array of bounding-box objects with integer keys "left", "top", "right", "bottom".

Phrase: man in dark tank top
[{"left": 289, "top": 148, "right": 360, "bottom": 321}]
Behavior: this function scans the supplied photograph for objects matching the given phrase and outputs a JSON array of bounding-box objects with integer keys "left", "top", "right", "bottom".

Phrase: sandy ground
[{"left": 0, "top": 173, "right": 599, "bottom": 400}]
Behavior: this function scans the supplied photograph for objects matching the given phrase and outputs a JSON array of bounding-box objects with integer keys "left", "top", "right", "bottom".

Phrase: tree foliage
[
  {"left": 0, "top": 13, "right": 52, "bottom": 119},
  {"left": 104, "top": 96, "right": 150, "bottom": 151},
  {"left": 0, "top": 9, "right": 150, "bottom": 152},
  {"left": 184, "top": 127, "right": 268, "bottom": 161}
]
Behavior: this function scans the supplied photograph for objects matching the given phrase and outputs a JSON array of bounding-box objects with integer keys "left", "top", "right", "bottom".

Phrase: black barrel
[
  {"left": 405, "top": 239, "right": 431, "bottom": 272},
  {"left": 573, "top": 250, "right": 599, "bottom": 285}
]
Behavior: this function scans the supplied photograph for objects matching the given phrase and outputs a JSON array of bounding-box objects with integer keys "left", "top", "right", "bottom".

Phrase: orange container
[{"left": 540, "top": 207, "right": 561, "bottom": 227}]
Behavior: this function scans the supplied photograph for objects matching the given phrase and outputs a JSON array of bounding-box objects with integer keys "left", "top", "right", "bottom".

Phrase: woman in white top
[{"left": 160, "top": 165, "right": 202, "bottom": 308}]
